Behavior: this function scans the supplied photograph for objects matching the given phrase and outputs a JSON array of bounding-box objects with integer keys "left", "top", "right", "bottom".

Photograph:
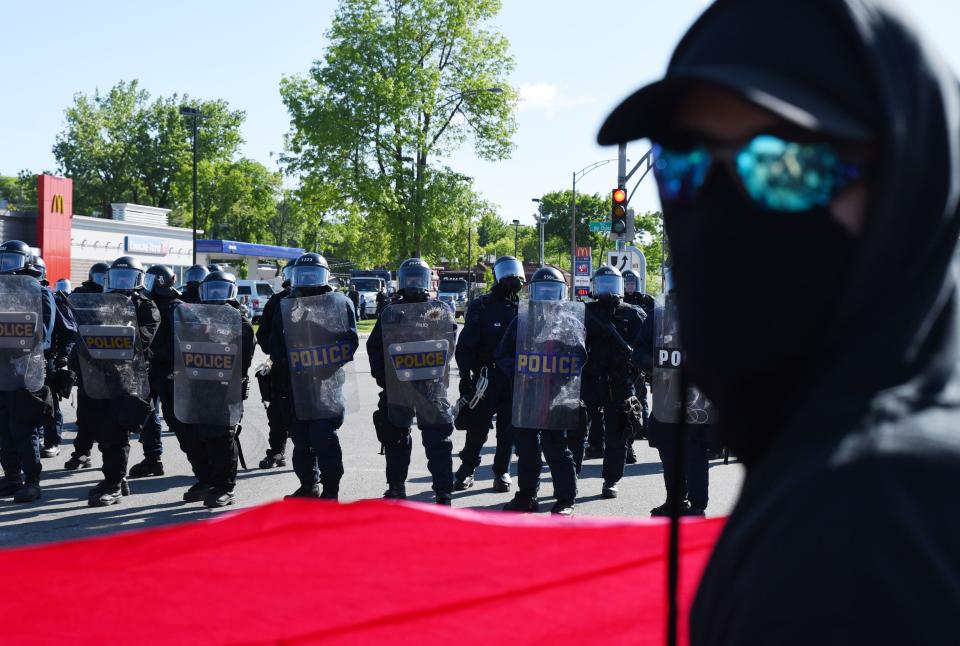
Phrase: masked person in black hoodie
[{"left": 598, "top": 0, "right": 960, "bottom": 642}]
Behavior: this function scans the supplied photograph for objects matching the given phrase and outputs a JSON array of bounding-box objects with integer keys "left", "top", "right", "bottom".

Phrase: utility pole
[
  {"left": 512, "top": 219, "right": 521, "bottom": 256},
  {"left": 180, "top": 106, "right": 202, "bottom": 265},
  {"left": 532, "top": 198, "right": 544, "bottom": 266}
]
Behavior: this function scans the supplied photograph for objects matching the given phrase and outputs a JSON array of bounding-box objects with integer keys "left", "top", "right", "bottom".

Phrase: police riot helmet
[
  {"left": 144, "top": 264, "right": 179, "bottom": 298},
  {"left": 106, "top": 256, "right": 145, "bottom": 293},
  {"left": 0, "top": 240, "right": 33, "bottom": 275},
  {"left": 88, "top": 262, "right": 110, "bottom": 287},
  {"left": 185, "top": 264, "right": 210, "bottom": 286},
  {"left": 30, "top": 254, "right": 47, "bottom": 280},
  {"left": 493, "top": 256, "right": 525, "bottom": 293},
  {"left": 528, "top": 266, "right": 567, "bottom": 302},
  {"left": 592, "top": 265, "right": 624, "bottom": 302},
  {"left": 200, "top": 271, "right": 238, "bottom": 304},
  {"left": 55, "top": 278, "right": 72, "bottom": 293},
  {"left": 281, "top": 264, "right": 293, "bottom": 288},
  {"left": 288, "top": 253, "right": 330, "bottom": 288},
  {"left": 397, "top": 258, "right": 431, "bottom": 297},
  {"left": 622, "top": 269, "right": 642, "bottom": 295},
  {"left": 207, "top": 264, "right": 225, "bottom": 273}
]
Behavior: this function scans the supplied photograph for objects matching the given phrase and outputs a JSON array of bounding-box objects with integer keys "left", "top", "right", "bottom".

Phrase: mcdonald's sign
[
  {"left": 51, "top": 194, "right": 64, "bottom": 214},
  {"left": 36, "top": 175, "right": 73, "bottom": 286}
]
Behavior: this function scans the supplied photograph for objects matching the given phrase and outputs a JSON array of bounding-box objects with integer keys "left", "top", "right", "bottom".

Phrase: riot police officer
[
  {"left": 367, "top": 258, "right": 456, "bottom": 504},
  {"left": 0, "top": 242, "right": 74, "bottom": 503},
  {"left": 453, "top": 255, "right": 523, "bottom": 492},
  {"left": 256, "top": 265, "right": 293, "bottom": 469},
  {"left": 79, "top": 256, "right": 160, "bottom": 507},
  {"left": 63, "top": 262, "right": 110, "bottom": 470},
  {"left": 269, "top": 253, "right": 358, "bottom": 499},
  {"left": 173, "top": 271, "right": 254, "bottom": 507},
  {"left": 128, "top": 264, "right": 182, "bottom": 478},
  {"left": 181, "top": 265, "right": 209, "bottom": 304},
  {"left": 494, "top": 267, "right": 583, "bottom": 515},
  {"left": 584, "top": 265, "right": 645, "bottom": 499},
  {"left": 621, "top": 268, "right": 654, "bottom": 463}
]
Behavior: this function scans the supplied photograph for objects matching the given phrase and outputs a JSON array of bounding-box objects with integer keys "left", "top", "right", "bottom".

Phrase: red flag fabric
[{"left": 0, "top": 500, "right": 723, "bottom": 645}]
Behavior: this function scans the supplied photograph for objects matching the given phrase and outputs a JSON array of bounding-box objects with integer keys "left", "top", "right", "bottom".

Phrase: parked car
[{"left": 236, "top": 280, "right": 275, "bottom": 323}]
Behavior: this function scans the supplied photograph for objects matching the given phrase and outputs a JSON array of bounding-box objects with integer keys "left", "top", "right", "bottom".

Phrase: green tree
[
  {"left": 0, "top": 170, "right": 40, "bottom": 211},
  {"left": 280, "top": 0, "right": 518, "bottom": 263}
]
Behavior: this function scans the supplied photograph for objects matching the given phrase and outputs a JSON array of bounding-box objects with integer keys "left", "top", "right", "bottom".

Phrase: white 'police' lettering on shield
[{"left": 655, "top": 347, "right": 683, "bottom": 369}]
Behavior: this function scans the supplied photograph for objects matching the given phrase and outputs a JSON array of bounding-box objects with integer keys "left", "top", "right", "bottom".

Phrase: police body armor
[
  {"left": 381, "top": 301, "right": 457, "bottom": 427},
  {"left": 512, "top": 300, "right": 587, "bottom": 431},
  {"left": 280, "top": 291, "right": 355, "bottom": 421},
  {"left": 0, "top": 275, "right": 45, "bottom": 392},
  {"left": 652, "top": 294, "right": 718, "bottom": 424},
  {"left": 68, "top": 292, "right": 148, "bottom": 400},
  {"left": 172, "top": 303, "right": 243, "bottom": 426}
]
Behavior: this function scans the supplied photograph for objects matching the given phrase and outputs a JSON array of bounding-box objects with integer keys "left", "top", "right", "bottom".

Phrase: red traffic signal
[{"left": 611, "top": 187, "right": 628, "bottom": 234}]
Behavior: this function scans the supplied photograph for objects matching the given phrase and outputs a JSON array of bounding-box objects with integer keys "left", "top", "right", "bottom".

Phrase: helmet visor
[
  {"left": 0, "top": 252, "right": 27, "bottom": 274},
  {"left": 56, "top": 279, "right": 71, "bottom": 293},
  {"left": 623, "top": 275, "right": 639, "bottom": 294},
  {"left": 90, "top": 271, "right": 107, "bottom": 287},
  {"left": 200, "top": 280, "right": 238, "bottom": 302},
  {"left": 592, "top": 274, "right": 624, "bottom": 297},
  {"left": 106, "top": 268, "right": 144, "bottom": 292},
  {"left": 494, "top": 258, "right": 524, "bottom": 283},
  {"left": 290, "top": 265, "right": 329, "bottom": 288},
  {"left": 143, "top": 273, "right": 158, "bottom": 294},
  {"left": 530, "top": 281, "right": 566, "bottom": 302},
  {"left": 399, "top": 266, "right": 431, "bottom": 291},
  {"left": 185, "top": 267, "right": 208, "bottom": 284}
]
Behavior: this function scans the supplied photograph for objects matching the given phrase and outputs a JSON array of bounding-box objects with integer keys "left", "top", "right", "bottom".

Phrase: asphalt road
[{"left": 0, "top": 343, "right": 744, "bottom": 549}]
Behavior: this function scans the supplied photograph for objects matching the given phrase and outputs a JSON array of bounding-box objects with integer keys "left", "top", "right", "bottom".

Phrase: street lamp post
[
  {"left": 512, "top": 219, "right": 521, "bottom": 256},
  {"left": 180, "top": 106, "right": 202, "bottom": 265},
  {"left": 532, "top": 198, "right": 544, "bottom": 267},
  {"left": 570, "top": 159, "right": 617, "bottom": 299}
]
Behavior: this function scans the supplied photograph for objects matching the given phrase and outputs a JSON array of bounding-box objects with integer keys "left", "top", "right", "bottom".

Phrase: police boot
[
  {"left": 0, "top": 476, "right": 23, "bottom": 496},
  {"left": 625, "top": 445, "right": 638, "bottom": 464},
  {"left": 13, "top": 482, "right": 41, "bottom": 503},
  {"left": 502, "top": 494, "right": 538, "bottom": 513},
  {"left": 601, "top": 481, "right": 619, "bottom": 499},
  {"left": 650, "top": 500, "right": 691, "bottom": 517},
  {"left": 41, "top": 445, "right": 60, "bottom": 458},
  {"left": 64, "top": 453, "right": 92, "bottom": 470},
  {"left": 319, "top": 482, "right": 339, "bottom": 501},
  {"left": 436, "top": 492, "right": 452, "bottom": 506},
  {"left": 550, "top": 501, "right": 575, "bottom": 517},
  {"left": 383, "top": 483, "right": 406, "bottom": 499},
  {"left": 492, "top": 472, "right": 511, "bottom": 493},
  {"left": 453, "top": 473, "right": 474, "bottom": 491},
  {"left": 259, "top": 452, "right": 286, "bottom": 469},
  {"left": 88, "top": 483, "right": 123, "bottom": 507},
  {"left": 584, "top": 444, "right": 604, "bottom": 460},
  {"left": 88, "top": 478, "right": 130, "bottom": 500},
  {"left": 183, "top": 482, "right": 214, "bottom": 502},
  {"left": 128, "top": 458, "right": 165, "bottom": 478},
  {"left": 285, "top": 484, "right": 321, "bottom": 499},
  {"left": 203, "top": 488, "right": 235, "bottom": 508}
]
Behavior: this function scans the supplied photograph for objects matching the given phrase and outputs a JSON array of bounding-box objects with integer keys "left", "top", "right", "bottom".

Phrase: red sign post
[{"left": 36, "top": 174, "right": 73, "bottom": 283}]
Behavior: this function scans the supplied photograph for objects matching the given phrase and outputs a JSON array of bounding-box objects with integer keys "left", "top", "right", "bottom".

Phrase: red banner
[{"left": 0, "top": 500, "right": 722, "bottom": 645}]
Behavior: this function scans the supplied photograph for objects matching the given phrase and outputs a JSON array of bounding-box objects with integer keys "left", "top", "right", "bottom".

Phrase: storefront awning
[{"left": 196, "top": 239, "right": 305, "bottom": 260}]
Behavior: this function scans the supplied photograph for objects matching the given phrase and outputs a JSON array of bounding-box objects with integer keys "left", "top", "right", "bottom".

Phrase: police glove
[
  {"left": 51, "top": 367, "right": 77, "bottom": 399},
  {"left": 241, "top": 377, "right": 250, "bottom": 401},
  {"left": 459, "top": 377, "right": 476, "bottom": 400}
]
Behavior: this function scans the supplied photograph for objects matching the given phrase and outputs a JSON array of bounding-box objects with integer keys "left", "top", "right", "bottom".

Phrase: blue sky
[{"left": 1, "top": 0, "right": 956, "bottom": 227}]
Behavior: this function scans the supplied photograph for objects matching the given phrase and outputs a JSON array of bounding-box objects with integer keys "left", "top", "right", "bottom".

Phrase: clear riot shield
[
  {"left": 511, "top": 300, "right": 587, "bottom": 431},
  {"left": 69, "top": 293, "right": 147, "bottom": 400},
  {"left": 280, "top": 291, "right": 356, "bottom": 421},
  {"left": 0, "top": 276, "right": 45, "bottom": 392},
  {"left": 651, "top": 294, "right": 718, "bottom": 425},
  {"left": 173, "top": 304, "right": 243, "bottom": 426},
  {"left": 381, "top": 301, "right": 457, "bottom": 427}
]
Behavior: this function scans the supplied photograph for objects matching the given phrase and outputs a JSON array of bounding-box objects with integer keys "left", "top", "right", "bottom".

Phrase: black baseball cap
[{"left": 597, "top": 0, "right": 876, "bottom": 145}]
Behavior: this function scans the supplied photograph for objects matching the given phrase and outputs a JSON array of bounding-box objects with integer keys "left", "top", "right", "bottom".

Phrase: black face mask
[
  {"left": 663, "top": 169, "right": 857, "bottom": 414},
  {"left": 499, "top": 276, "right": 523, "bottom": 295},
  {"left": 597, "top": 293, "right": 622, "bottom": 310}
]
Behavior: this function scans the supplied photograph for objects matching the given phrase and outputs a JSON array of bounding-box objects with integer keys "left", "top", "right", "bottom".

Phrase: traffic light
[{"left": 611, "top": 187, "right": 628, "bottom": 235}]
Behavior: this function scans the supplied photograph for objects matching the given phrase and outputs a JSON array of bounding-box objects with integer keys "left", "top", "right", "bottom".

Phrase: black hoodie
[{"left": 684, "top": 1, "right": 960, "bottom": 644}]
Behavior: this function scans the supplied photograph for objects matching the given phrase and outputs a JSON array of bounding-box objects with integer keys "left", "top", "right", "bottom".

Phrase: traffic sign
[
  {"left": 607, "top": 246, "right": 647, "bottom": 293},
  {"left": 588, "top": 221, "right": 611, "bottom": 232}
]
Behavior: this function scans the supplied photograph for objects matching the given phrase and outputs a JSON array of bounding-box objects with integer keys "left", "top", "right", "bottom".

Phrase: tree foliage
[{"left": 281, "top": 0, "right": 518, "bottom": 264}]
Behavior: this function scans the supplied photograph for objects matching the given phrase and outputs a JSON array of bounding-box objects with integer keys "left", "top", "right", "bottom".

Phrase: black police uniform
[
  {"left": 493, "top": 315, "right": 578, "bottom": 513},
  {"left": 41, "top": 289, "right": 79, "bottom": 455},
  {"left": 623, "top": 291, "right": 656, "bottom": 443},
  {"left": 367, "top": 294, "right": 455, "bottom": 499},
  {"left": 176, "top": 300, "right": 255, "bottom": 504},
  {"left": 583, "top": 299, "right": 645, "bottom": 492},
  {"left": 86, "top": 289, "right": 160, "bottom": 501},
  {"left": 64, "top": 280, "right": 103, "bottom": 469},
  {"left": 181, "top": 284, "right": 202, "bottom": 305},
  {"left": 268, "top": 284, "right": 358, "bottom": 498},
  {"left": 453, "top": 283, "right": 518, "bottom": 487},
  {"left": 0, "top": 287, "right": 73, "bottom": 501},
  {"left": 256, "top": 285, "right": 293, "bottom": 465}
]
